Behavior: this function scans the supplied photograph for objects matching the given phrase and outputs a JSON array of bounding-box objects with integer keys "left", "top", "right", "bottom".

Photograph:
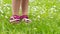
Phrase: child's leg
[
  {"left": 10, "top": 0, "right": 21, "bottom": 23},
  {"left": 21, "top": 0, "right": 31, "bottom": 23},
  {"left": 12, "top": 0, "right": 21, "bottom": 16},
  {"left": 22, "top": 0, "right": 29, "bottom": 15}
]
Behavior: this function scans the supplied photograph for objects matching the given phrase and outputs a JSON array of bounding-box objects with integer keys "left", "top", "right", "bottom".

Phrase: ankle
[
  {"left": 12, "top": 14, "right": 20, "bottom": 16},
  {"left": 20, "top": 15, "right": 28, "bottom": 19}
]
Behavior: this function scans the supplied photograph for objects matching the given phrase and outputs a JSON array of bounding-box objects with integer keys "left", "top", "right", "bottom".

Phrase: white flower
[
  {"left": 37, "top": 15, "right": 40, "bottom": 19},
  {"left": 34, "top": 28, "right": 37, "bottom": 30},
  {"left": 29, "top": 0, "right": 34, "bottom": 2},
  {"left": 5, "top": 16, "right": 8, "bottom": 18},
  {"left": 0, "top": 10, "right": 4, "bottom": 13}
]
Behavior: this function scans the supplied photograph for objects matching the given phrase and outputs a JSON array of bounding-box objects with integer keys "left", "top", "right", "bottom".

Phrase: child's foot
[
  {"left": 10, "top": 15, "right": 21, "bottom": 24},
  {"left": 21, "top": 15, "right": 32, "bottom": 23}
]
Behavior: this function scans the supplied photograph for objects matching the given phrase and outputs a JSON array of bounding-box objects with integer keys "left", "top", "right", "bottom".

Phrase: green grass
[{"left": 0, "top": 0, "right": 60, "bottom": 34}]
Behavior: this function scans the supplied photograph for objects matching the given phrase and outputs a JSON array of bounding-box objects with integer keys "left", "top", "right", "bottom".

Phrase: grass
[{"left": 0, "top": 0, "right": 60, "bottom": 34}]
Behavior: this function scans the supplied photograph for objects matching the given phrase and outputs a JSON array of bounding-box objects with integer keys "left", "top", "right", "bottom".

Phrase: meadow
[{"left": 0, "top": 0, "right": 60, "bottom": 34}]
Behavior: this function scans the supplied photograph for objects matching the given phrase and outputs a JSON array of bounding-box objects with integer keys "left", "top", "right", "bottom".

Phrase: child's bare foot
[
  {"left": 10, "top": 15, "right": 21, "bottom": 24},
  {"left": 20, "top": 15, "right": 32, "bottom": 23}
]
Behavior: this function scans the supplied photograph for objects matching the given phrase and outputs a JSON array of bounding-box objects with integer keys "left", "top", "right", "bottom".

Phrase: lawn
[{"left": 0, "top": 0, "right": 60, "bottom": 34}]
